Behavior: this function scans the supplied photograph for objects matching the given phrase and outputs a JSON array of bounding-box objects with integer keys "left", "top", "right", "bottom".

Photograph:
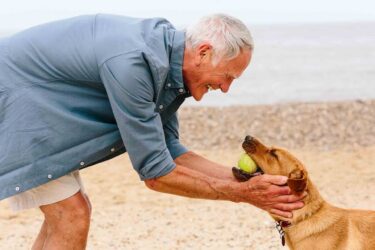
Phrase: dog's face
[{"left": 242, "top": 135, "right": 307, "bottom": 194}]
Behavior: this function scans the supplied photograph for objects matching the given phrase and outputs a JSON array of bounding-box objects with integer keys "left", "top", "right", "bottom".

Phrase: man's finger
[
  {"left": 273, "top": 201, "right": 304, "bottom": 212},
  {"left": 269, "top": 209, "right": 292, "bottom": 219},
  {"left": 269, "top": 185, "right": 291, "bottom": 196},
  {"left": 262, "top": 174, "right": 288, "bottom": 185},
  {"left": 274, "top": 192, "right": 307, "bottom": 203}
]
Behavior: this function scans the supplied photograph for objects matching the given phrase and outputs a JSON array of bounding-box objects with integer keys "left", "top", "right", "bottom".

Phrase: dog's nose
[
  {"left": 243, "top": 135, "right": 256, "bottom": 153},
  {"left": 245, "top": 135, "right": 254, "bottom": 142}
]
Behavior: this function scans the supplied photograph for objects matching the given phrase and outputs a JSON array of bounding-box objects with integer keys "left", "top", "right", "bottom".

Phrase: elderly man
[{"left": 0, "top": 14, "right": 305, "bottom": 249}]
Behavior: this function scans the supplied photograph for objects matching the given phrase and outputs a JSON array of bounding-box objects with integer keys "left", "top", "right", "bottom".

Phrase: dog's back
[{"left": 286, "top": 203, "right": 375, "bottom": 250}]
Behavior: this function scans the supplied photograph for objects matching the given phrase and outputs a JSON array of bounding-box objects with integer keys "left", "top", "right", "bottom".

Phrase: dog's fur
[{"left": 242, "top": 136, "right": 375, "bottom": 250}]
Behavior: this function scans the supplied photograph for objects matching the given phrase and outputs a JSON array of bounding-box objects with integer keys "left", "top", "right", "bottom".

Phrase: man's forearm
[
  {"left": 174, "top": 151, "right": 237, "bottom": 181},
  {"left": 145, "top": 164, "right": 243, "bottom": 202}
]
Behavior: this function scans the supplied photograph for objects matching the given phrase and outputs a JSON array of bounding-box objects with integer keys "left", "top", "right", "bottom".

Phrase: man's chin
[
  {"left": 191, "top": 92, "right": 204, "bottom": 101},
  {"left": 193, "top": 95, "right": 204, "bottom": 101}
]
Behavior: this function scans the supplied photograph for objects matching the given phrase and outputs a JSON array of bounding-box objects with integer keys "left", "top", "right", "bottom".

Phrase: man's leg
[
  {"left": 32, "top": 220, "right": 48, "bottom": 250},
  {"left": 38, "top": 191, "right": 91, "bottom": 250},
  {"left": 31, "top": 192, "right": 92, "bottom": 250}
]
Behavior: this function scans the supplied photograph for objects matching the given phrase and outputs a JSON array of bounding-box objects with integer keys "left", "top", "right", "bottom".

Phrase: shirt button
[
  {"left": 80, "top": 161, "right": 85, "bottom": 166},
  {"left": 159, "top": 104, "right": 164, "bottom": 110},
  {"left": 15, "top": 186, "right": 20, "bottom": 191},
  {"left": 167, "top": 83, "right": 172, "bottom": 88},
  {"left": 110, "top": 148, "right": 115, "bottom": 152},
  {"left": 47, "top": 174, "right": 52, "bottom": 179},
  {"left": 178, "top": 88, "right": 184, "bottom": 93}
]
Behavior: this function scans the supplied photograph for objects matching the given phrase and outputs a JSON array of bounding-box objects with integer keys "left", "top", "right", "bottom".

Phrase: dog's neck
[
  {"left": 272, "top": 178, "right": 324, "bottom": 225},
  {"left": 270, "top": 178, "right": 325, "bottom": 247},
  {"left": 290, "top": 178, "right": 324, "bottom": 224},
  {"left": 284, "top": 179, "right": 346, "bottom": 249}
]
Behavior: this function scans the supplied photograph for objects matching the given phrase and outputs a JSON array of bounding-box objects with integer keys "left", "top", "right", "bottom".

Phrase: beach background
[{"left": 1, "top": 1, "right": 375, "bottom": 249}]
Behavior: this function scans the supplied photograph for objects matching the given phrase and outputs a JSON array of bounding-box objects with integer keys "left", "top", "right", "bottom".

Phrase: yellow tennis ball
[{"left": 238, "top": 153, "right": 257, "bottom": 174}]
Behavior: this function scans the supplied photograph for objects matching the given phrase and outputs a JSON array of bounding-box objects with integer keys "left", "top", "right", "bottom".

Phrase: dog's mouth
[
  {"left": 232, "top": 135, "right": 265, "bottom": 182},
  {"left": 232, "top": 165, "right": 264, "bottom": 182}
]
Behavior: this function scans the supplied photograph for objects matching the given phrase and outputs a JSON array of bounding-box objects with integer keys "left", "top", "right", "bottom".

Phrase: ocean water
[
  {"left": 185, "top": 21, "right": 375, "bottom": 106},
  {"left": 2, "top": 21, "right": 375, "bottom": 106}
]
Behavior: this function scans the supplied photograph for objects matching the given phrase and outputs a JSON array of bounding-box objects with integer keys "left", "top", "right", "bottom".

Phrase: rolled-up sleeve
[
  {"left": 163, "top": 112, "right": 188, "bottom": 159},
  {"left": 99, "top": 51, "right": 176, "bottom": 180}
]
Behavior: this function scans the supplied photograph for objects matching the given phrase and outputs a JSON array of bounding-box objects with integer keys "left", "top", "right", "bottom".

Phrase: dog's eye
[{"left": 270, "top": 149, "right": 278, "bottom": 159}]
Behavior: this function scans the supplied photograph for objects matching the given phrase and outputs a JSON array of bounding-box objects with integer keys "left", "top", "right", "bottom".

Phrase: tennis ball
[{"left": 238, "top": 153, "right": 257, "bottom": 174}]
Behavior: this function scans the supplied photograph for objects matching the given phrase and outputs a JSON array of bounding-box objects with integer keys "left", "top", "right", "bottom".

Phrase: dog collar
[{"left": 275, "top": 220, "right": 291, "bottom": 246}]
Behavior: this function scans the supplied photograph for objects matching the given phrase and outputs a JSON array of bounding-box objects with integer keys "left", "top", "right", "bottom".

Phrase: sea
[
  {"left": 1, "top": 21, "right": 375, "bottom": 106},
  {"left": 185, "top": 21, "right": 375, "bottom": 106}
]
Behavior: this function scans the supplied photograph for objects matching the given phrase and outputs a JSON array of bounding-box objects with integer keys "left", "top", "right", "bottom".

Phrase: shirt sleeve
[
  {"left": 163, "top": 112, "right": 189, "bottom": 159},
  {"left": 99, "top": 51, "right": 176, "bottom": 180}
]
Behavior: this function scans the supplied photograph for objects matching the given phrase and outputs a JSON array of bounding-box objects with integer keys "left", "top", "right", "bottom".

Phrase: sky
[{"left": 1, "top": 0, "right": 374, "bottom": 32}]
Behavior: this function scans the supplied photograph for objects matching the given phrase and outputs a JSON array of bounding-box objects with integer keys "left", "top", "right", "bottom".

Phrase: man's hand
[{"left": 237, "top": 174, "right": 306, "bottom": 218}]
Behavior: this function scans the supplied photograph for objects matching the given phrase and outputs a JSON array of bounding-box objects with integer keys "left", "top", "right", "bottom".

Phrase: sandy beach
[{"left": 1, "top": 100, "right": 375, "bottom": 250}]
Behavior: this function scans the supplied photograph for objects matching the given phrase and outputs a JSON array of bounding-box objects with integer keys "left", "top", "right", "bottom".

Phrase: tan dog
[{"left": 239, "top": 135, "right": 375, "bottom": 250}]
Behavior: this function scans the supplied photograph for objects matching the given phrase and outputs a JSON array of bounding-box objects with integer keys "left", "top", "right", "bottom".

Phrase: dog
[{"left": 233, "top": 135, "right": 375, "bottom": 250}]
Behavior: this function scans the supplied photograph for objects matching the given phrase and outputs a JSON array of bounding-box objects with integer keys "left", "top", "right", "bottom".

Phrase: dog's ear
[{"left": 287, "top": 169, "right": 307, "bottom": 194}]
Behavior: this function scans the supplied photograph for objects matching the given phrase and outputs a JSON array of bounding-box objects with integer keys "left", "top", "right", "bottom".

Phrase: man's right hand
[{"left": 235, "top": 174, "right": 306, "bottom": 218}]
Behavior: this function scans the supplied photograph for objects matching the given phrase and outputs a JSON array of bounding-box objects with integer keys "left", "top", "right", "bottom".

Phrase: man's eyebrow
[{"left": 225, "top": 72, "right": 237, "bottom": 79}]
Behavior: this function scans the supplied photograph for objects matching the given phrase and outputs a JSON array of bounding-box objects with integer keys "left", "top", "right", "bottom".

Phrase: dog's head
[{"left": 242, "top": 135, "right": 307, "bottom": 194}]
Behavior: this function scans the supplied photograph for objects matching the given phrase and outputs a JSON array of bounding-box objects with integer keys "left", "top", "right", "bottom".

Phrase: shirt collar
[{"left": 168, "top": 30, "right": 190, "bottom": 94}]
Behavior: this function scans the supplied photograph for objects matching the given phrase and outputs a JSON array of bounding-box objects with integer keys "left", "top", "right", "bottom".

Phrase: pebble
[{"left": 179, "top": 100, "right": 375, "bottom": 150}]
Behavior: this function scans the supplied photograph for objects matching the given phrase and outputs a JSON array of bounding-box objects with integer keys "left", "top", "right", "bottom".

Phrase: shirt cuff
[
  {"left": 165, "top": 137, "right": 189, "bottom": 159},
  {"left": 138, "top": 148, "right": 177, "bottom": 180}
]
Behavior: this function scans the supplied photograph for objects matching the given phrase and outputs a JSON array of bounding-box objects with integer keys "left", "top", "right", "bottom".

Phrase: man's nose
[{"left": 220, "top": 80, "right": 233, "bottom": 93}]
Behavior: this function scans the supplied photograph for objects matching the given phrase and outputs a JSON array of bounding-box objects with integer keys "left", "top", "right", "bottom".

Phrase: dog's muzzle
[
  {"left": 242, "top": 135, "right": 257, "bottom": 154},
  {"left": 232, "top": 166, "right": 264, "bottom": 182}
]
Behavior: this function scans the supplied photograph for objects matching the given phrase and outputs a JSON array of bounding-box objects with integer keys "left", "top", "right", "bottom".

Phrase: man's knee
[{"left": 41, "top": 191, "right": 91, "bottom": 232}]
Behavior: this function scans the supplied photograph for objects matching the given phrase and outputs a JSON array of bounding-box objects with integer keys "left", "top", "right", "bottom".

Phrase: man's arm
[
  {"left": 174, "top": 151, "right": 237, "bottom": 180},
  {"left": 145, "top": 163, "right": 238, "bottom": 201},
  {"left": 145, "top": 152, "right": 306, "bottom": 218}
]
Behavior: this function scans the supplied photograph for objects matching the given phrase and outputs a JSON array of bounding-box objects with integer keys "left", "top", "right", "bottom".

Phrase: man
[{"left": 0, "top": 14, "right": 305, "bottom": 249}]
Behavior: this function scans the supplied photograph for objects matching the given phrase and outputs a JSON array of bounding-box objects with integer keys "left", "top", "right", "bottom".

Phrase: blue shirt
[{"left": 0, "top": 14, "right": 190, "bottom": 200}]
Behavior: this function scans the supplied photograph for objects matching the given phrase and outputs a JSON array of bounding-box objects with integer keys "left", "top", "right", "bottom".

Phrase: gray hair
[{"left": 185, "top": 14, "right": 254, "bottom": 64}]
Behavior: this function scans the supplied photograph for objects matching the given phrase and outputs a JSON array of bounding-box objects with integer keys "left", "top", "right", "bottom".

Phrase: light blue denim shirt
[{"left": 0, "top": 14, "right": 190, "bottom": 200}]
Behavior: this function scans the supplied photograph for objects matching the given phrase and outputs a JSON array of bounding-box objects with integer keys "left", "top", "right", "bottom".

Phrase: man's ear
[
  {"left": 287, "top": 169, "right": 307, "bottom": 194},
  {"left": 194, "top": 43, "right": 212, "bottom": 66}
]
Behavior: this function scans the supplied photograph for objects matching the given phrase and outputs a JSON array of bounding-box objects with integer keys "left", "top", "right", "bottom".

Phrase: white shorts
[{"left": 7, "top": 170, "right": 85, "bottom": 211}]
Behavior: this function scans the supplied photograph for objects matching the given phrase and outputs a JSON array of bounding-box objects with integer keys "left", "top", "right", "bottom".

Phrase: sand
[{"left": 1, "top": 100, "right": 375, "bottom": 250}]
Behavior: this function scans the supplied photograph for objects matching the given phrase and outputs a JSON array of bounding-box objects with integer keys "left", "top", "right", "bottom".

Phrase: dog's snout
[
  {"left": 245, "top": 135, "right": 254, "bottom": 143},
  {"left": 242, "top": 135, "right": 256, "bottom": 154}
]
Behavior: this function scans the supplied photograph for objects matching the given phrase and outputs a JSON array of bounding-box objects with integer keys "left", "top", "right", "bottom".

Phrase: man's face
[{"left": 183, "top": 45, "right": 252, "bottom": 101}]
